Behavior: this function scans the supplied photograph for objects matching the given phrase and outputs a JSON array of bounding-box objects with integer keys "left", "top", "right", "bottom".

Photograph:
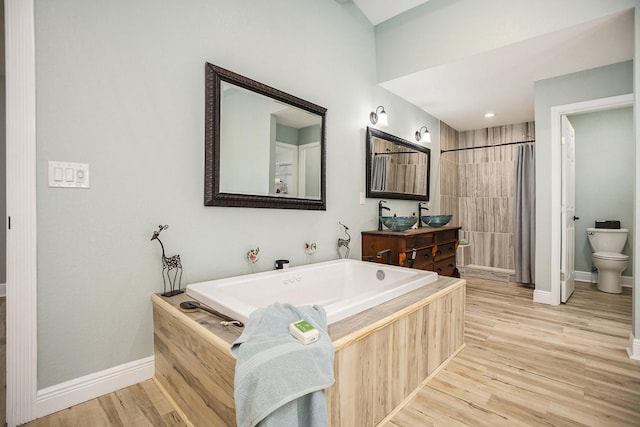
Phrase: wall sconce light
[
  {"left": 415, "top": 125, "right": 431, "bottom": 143},
  {"left": 369, "top": 106, "right": 388, "bottom": 126}
]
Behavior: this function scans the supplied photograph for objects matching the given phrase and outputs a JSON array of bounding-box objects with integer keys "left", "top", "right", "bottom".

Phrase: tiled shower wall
[
  {"left": 439, "top": 122, "right": 459, "bottom": 226},
  {"left": 440, "top": 121, "right": 535, "bottom": 271}
]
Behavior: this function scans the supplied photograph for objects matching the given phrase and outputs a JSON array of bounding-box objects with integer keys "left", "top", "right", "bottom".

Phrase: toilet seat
[{"left": 593, "top": 252, "right": 629, "bottom": 261}]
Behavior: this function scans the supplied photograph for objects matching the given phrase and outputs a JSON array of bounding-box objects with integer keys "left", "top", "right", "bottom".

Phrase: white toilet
[{"left": 586, "top": 228, "right": 629, "bottom": 293}]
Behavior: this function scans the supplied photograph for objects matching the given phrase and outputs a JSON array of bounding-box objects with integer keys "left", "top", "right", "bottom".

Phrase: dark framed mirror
[
  {"left": 366, "top": 126, "right": 431, "bottom": 201},
  {"left": 205, "top": 63, "right": 327, "bottom": 210}
]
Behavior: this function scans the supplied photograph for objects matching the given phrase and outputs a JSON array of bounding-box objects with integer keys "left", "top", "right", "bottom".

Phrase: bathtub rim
[
  {"left": 153, "top": 275, "right": 465, "bottom": 351},
  {"left": 185, "top": 258, "right": 439, "bottom": 325}
]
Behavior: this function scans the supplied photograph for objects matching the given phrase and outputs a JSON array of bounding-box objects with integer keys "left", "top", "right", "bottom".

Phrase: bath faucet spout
[
  {"left": 376, "top": 249, "right": 392, "bottom": 265},
  {"left": 407, "top": 249, "right": 417, "bottom": 268}
]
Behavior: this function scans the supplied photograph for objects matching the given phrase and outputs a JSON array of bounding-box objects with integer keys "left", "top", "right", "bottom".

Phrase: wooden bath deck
[{"left": 152, "top": 276, "right": 466, "bottom": 426}]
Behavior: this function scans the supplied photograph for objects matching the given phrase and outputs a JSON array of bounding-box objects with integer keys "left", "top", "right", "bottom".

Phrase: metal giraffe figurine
[{"left": 150, "top": 224, "right": 183, "bottom": 296}]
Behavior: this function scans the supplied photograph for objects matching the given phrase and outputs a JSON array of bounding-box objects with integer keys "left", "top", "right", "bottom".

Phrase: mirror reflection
[
  {"left": 205, "top": 63, "right": 326, "bottom": 210},
  {"left": 219, "top": 82, "right": 322, "bottom": 199},
  {"left": 366, "top": 127, "right": 431, "bottom": 201}
]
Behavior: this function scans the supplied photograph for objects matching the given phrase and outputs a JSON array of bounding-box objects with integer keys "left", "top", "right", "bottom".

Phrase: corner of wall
[
  {"left": 533, "top": 288, "right": 552, "bottom": 305},
  {"left": 627, "top": 333, "right": 640, "bottom": 360}
]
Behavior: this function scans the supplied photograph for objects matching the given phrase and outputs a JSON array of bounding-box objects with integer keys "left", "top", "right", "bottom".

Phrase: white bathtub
[{"left": 186, "top": 259, "right": 438, "bottom": 325}]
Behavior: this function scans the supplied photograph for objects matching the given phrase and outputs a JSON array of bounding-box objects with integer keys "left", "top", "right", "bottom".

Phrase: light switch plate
[{"left": 48, "top": 161, "right": 90, "bottom": 188}]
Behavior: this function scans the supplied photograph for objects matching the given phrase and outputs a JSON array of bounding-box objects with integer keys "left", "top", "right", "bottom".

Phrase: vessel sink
[
  {"left": 380, "top": 216, "right": 418, "bottom": 231},
  {"left": 421, "top": 214, "right": 453, "bottom": 228}
]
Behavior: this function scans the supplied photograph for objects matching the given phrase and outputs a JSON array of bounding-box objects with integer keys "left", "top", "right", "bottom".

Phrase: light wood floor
[
  {"left": 385, "top": 279, "right": 640, "bottom": 427},
  {"left": 17, "top": 278, "right": 640, "bottom": 426}
]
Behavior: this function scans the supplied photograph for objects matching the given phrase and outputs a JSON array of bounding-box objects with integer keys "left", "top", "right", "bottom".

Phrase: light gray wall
[
  {"left": 375, "top": 0, "right": 639, "bottom": 83},
  {"left": 34, "top": 0, "right": 439, "bottom": 388},
  {"left": 371, "top": 85, "right": 441, "bottom": 214},
  {"left": 533, "top": 60, "right": 633, "bottom": 294},
  {"left": 571, "top": 108, "right": 634, "bottom": 276}
]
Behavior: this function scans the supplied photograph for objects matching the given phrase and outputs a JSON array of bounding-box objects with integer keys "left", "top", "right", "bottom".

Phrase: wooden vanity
[{"left": 362, "top": 226, "right": 461, "bottom": 277}]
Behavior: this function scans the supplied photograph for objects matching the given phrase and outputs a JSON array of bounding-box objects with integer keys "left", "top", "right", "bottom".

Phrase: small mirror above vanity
[
  {"left": 204, "top": 63, "right": 326, "bottom": 210},
  {"left": 365, "top": 126, "right": 431, "bottom": 201}
]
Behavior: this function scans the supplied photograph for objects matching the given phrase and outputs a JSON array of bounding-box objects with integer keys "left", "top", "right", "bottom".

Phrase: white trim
[
  {"left": 533, "top": 289, "right": 552, "bottom": 305},
  {"left": 549, "top": 94, "right": 634, "bottom": 306},
  {"left": 627, "top": 333, "right": 640, "bottom": 360},
  {"left": 6, "top": 1, "right": 38, "bottom": 426},
  {"left": 574, "top": 270, "right": 634, "bottom": 287},
  {"left": 36, "top": 356, "right": 155, "bottom": 419},
  {"left": 574, "top": 270, "right": 596, "bottom": 283},
  {"left": 0, "top": 283, "right": 5, "bottom": 297}
]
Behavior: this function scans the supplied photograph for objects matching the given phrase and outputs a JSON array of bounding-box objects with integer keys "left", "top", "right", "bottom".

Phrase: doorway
[
  {"left": 568, "top": 107, "right": 635, "bottom": 288},
  {"left": 550, "top": 94, "right": 634, "bottom": 305}
]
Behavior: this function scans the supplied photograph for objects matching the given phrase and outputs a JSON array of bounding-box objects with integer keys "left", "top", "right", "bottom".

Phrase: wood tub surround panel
[
  {"left": 152, "top": 279, "right": 465, "bottom": 427},
  {"left": 362, "top": 226, "right": 461, "bottom": 277},
  {"left": 152, "top": 295, "right": 237, "bottom": 426},
  {"left": 328, "top": 286, "right": 464, "bottom": 426}
]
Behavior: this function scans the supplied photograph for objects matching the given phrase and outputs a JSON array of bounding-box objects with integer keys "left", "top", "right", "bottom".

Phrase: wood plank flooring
[
  {"left": 384, "top": 279, "right": 640, "bottom": 427},
  {"left": 17, "top": 278, "right": 640, "bottom": 426}
]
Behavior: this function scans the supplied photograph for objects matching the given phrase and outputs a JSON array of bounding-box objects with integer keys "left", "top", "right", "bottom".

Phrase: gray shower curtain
[
  {"left": 514, "top": 144, "right": 535, "bottom": 284},
  {"left": 372, "top": 155, "right": 389, "bottom": 192}
]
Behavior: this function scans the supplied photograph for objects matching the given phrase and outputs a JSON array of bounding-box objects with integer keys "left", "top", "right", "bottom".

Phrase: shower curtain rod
[
  {"left": 440, "top": 139, "right": 535, "bottom": 154},
  {"left": 374, "top": 151, "right": 418, "bottom": 156}
]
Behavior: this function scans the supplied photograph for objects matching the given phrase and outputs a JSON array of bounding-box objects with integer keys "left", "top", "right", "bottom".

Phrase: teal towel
[{"left": 230, "top": 303, "right": 335, "bottom": 427}]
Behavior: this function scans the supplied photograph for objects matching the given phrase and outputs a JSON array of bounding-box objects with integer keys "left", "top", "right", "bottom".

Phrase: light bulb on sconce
[
  {"left": 415, "top": 125, "right": 431, "bottom": 143},
  {"left": 369, "top": 105, "right": 388, "bottom": 127}
]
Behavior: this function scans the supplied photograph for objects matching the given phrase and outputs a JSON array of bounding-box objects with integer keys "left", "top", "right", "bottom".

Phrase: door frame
[
  {"left": 6, "top": 0, "right": 38, "bottom": 425},
  {"left": 550, "top": 93, "right": 634, "bottom": 305}
]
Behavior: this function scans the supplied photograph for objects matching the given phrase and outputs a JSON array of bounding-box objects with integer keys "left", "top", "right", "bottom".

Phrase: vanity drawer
[
  {"left": 400, "top": 247, "right": 435, "bottom": 269},
  {"left": 434, "top": 258, "right": 456, "bottom": 276},
  {"left": 435, "top": 229, "right": 458, "bottom": 244},
  {"left": 413, "top": 247, "right": 435, "bottom": 268},
  {"left": 413, "top": 258, "right": 435, "bottom": 271},
  {"left": 404, "top": 233, "right": 434, "bottom": 249},
  {"left": 434, "top": 242, "right": 457, "bottom": 261}
]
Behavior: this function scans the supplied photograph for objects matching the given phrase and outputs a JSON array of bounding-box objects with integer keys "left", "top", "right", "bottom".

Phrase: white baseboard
[
  {"left": 36, "top": 356, "right": 155, "bottom": 419},
  {"left": 0, "top": 283, "right": 5, "bottom": 297},
  {"left": 574, "top": 270, "right": 633, "bottom": 287},
  {"left": 627, "top": 333, "right": 640, "bottom": 360},
  {"left": 533, "top": 289, "right": 552, "bottom": 304}
]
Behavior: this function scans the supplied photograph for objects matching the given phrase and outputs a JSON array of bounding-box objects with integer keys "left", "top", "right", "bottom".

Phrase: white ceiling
[{"left": 352, "top": 1, "right": 634, "bottom": 131}]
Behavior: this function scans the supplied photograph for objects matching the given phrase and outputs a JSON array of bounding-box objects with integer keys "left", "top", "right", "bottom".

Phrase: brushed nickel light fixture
[
  {"left": 369, "top": 105, "right": 388, "bottom": 126},
  {"left": 415, "top": 125, "right": 431, "bottom": 142}
]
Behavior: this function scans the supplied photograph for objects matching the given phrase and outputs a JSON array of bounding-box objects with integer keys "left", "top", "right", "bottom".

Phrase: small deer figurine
[
  {"left": 150, "top": 224, "right": 183, "bottom": 296},
  {"left": 337, "top": 222, "right": 351, "bottom": 259}
]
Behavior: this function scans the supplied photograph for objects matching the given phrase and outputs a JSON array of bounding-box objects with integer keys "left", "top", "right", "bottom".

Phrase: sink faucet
[
  {"left": 418, "top": 201, "right": 429, "bottom": 228},
  {"left": 376, "top": 249, "right": 392, "bottom": 264},
  {"left": 378, "top": 200, "right": 390, "bottom": 231}
]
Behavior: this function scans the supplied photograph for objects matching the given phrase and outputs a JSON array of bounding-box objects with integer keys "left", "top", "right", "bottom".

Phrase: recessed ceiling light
[{"left": 484, "top": 112, "right": 495, "bottom": 118}]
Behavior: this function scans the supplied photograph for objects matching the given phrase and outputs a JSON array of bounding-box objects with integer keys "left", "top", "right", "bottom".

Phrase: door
[
  {"left": 561, "top": 115, "right": 576, "bottom": 303},
  {"left": 298, "top": 142, "right": 320, "bottom": 199}
]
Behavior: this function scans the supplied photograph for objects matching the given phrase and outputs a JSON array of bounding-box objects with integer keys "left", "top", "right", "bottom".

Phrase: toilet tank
[{"left": 586, "top": 228, "right": 628, "bottom": 253}]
